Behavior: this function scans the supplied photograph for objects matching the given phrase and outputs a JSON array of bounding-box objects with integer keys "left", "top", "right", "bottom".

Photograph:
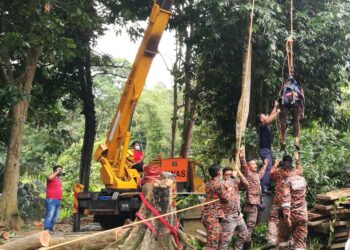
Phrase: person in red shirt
[
  {"left": 130, "top": 141, "right": 144, "bottom": 172},
  {"left": 44, "top": 165, "right": 63, "bottom": 233}
]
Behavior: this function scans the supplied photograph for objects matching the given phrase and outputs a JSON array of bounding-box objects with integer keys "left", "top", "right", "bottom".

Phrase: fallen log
[
  {"left": 0, "top": 231, "right": 10, "bottom": 240},
  {"left": 39, "top": 228, "right": 130, "bottom": 250},
  {"left": 0, "top": 230, "right": 50, "bottom": 250}
]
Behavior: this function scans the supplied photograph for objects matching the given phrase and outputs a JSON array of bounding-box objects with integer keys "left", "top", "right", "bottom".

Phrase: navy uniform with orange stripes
[
  {"left": 201, "top": 165, "right": 229, "bottom": 250},
  {"left": 278, "top": 161, "right": 307, "bottom": 250}
]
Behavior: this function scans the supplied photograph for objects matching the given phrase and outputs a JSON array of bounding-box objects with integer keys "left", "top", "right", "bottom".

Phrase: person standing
[
  {"left": 201, "top": 164, "right": 230, "bottom": 250},
  {"left": 257, "top": 101, "right": 280, "bottom": 193},
  {"left": 44, "top": 165, "right": 63, "bottom": 233},
  {"left": 278, "top": 160, "right": 307, "bottom": 250},
  {"left": 262, "top": 152, "right": 303, "bottom": 250},
  {"left": 218, "top": 167, "right": 249, "bottom": 250},
  {"left": 239, "top": 149, "right": 268, "bottom": 248}
]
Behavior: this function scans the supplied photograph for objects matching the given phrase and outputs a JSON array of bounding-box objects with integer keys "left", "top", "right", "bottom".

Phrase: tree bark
[
  {"left": 76, "top": 36, "right": 96, "bottom": 193},
  {"left": 180, "top": 25, "right": 195, "bottom": 158},
  {"left": 0, "top": 231, "right": 50, "bottom": 250},
  {"left": 103, "top": 179, "right": 195, "bottom": 250},
  {"left": 0, "top": 46, "right": 43, "bottom": 229}
]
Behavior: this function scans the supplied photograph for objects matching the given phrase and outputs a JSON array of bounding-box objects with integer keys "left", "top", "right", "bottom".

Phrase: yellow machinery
[{"left": 73, "top": 0, "right": 205, "bottom": 231}]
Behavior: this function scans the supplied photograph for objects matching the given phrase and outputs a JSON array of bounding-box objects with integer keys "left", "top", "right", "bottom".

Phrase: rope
[
  {"left": 42, "top": 198, "right": 219, "bottom": 250},
  {"left": 234, "top": 0, "right": 255, "bottom": 170},
  {"left": 286, "top": 0, "right": 294, "bottom": 77}
]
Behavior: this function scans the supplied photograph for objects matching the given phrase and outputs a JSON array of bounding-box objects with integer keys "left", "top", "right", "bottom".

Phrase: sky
[{"left": 95, "top": 27, "right": 176, "bottom": 89}]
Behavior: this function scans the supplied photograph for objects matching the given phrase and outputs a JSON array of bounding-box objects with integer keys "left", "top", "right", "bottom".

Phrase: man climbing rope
[
  {"left": 277, "top": 158, "right": 308, "bottom": 250},
  {"left": 278, "top": 77, "right": 304, "bottom": 151},
  {"left": 257, "top": 100, "right": 280, "bottom": 193},
  {"left": 201, "top": 164, "right": 230, "bottom": 250}
]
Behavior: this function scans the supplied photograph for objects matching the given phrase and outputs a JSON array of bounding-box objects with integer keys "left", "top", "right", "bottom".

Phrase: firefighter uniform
[
  {"left": 201, "top": 179, "right": 228, "bottom": 250},
  {"left": 218, "top": 177, "right": 249, "bottom": 250},
  {"left": 278, "top": 173, "right": 307, "bottom": 250},
  {"left": 240, "top": 157, "right": 266, "bottom": 243},
  {"left": 267, "top": 160, "right": 303, "bottom": 244}
]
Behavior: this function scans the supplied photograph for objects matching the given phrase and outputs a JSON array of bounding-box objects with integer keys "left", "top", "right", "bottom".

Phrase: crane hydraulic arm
[{"left": 93, "top": 0, "right": 174, "bottom": 190}]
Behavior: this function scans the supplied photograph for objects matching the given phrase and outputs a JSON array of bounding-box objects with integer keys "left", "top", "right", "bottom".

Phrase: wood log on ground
[
  {"left": 103, "top": 178, "right": 196, "bottom": 250},
  {"left": 38, "top": 228, "right": 130, "bottom": 250},
  {"left": 0, "top": 230, "right": 50, "bottom": 250},
  {"left": 316, "top": 187, "right": 350, "bottom": 201},
  {"left": 0, "top": 231, "right": 10, "bottom": 240}
]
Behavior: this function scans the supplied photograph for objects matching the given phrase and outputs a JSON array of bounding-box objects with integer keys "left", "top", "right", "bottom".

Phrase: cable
[{"left": 42, "top": 198, "right": 220, "bottom": 250}]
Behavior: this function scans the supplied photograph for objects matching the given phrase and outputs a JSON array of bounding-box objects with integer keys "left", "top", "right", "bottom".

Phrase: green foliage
[{"left": 299, "top": 124, "right": 350, "bottom": 202}]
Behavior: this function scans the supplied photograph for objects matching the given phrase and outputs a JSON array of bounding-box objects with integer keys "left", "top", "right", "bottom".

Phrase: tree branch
[{"left": 0, "top": 49, "right": 14, "bottom": 84}]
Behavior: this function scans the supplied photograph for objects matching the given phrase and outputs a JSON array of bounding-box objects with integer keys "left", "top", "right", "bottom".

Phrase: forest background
[{"left": 0, "top": 0, "right": 350, "bottom": 247}]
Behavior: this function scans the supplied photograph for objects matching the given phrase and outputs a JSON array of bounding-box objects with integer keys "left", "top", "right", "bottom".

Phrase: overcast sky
[{"left": 95, "top": 27, "right": 176, "bottom": 88}]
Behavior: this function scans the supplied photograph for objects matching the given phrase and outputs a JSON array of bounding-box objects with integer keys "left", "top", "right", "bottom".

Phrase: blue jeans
[
  {"left": 259, "top": 148, "right": 273, "bottom": 190},
  {"left": 44, "top": 199, "right": 61, "bottom": 231}
]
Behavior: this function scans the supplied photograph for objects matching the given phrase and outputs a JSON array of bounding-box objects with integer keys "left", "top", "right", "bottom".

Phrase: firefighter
[
  {"left": 201, "top": 164, "right": 231, "bottom": 250},
  {"left": 238, "top": 149, "right": 268, "bottom": 248},
  {"left": 262, "top": 151, "right": 303, "bottom": 250},
  {"left": 278, "top": 158, "right": 308, "bottom": 250},
  {"left": 218, "top": 167, "right": 249, "bottom": 250}
]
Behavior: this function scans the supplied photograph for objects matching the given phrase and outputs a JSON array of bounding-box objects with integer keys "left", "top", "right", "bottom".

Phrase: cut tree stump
[
  {"left": 0, "top": 231, "right": 10, "bottom": 240},
  {"left": 0, "top": 230, "right": 50, "bottom": 250},
  {"left": 103, "top": 177, "right": 195, "bottom": 250}
]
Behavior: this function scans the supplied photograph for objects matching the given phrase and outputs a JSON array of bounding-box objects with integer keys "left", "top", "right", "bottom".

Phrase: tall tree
[{"left": 0, "top": 0, "right": 53, "bottom": 228}]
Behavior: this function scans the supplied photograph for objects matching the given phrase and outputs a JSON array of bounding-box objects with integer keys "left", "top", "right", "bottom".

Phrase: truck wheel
[{"left": 95, "top": 215, "right": 126, "bottom": 230}]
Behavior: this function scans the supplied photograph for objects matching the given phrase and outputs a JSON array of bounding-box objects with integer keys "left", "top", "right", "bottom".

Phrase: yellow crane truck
[{"left": 73, "top": 0, "right": 205, "bottom": 231}]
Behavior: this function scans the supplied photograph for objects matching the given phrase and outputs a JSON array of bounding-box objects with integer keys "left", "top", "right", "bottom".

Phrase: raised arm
[
  {"left": 258, "top": 159, "right": 269, "bottom": 179},
  {"left": 270, "top": 159, "right": 280, "bottom": 181},
  {"left": 238, "top": 149, "right": 249, "bottom": 176},
  {"left": 294, "top": 151, "right": 303, "bottom": 175},
  {"left": 264, "top": 101, "right": 280, "bottom": 125},
  {"left": 237, "top": 171, "right": 249, "bottom": 189},
  {"left": 47, "top": 167, "right": 61, "bottom": 181}
]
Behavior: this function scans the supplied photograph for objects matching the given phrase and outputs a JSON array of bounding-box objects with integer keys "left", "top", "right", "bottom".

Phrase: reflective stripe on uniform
[
  {"left": 278, "top": 242, "right": 289, "bottom": 247},
  {"left": 281, "top": 203, "right": 290, "bottom": 208},
  {"left": 295, "top": 248, "right": 306, "bottom": 250}
]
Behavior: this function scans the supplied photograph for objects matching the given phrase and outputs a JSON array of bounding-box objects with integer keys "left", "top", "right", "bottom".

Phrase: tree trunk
[
  {"left": 170, "top": 31, "right": 183, "bottom": 158},
  {"left": 171, "top": 79, "right": 178, "bottom": 158},
  {"left": 0, "top": 46, "right": 43, "bottom": 229},
  {"left": 180, "top": 26, "right": 195, "bottom": 159},
  {"left": 103, "top": 178, "right": 195, "bottom": 250},
  {"left": 77, "top": 40, "right": 96, "bottom": 193},
  {"left": 0, "top": 231, "right": 50, "bottom": 250}
]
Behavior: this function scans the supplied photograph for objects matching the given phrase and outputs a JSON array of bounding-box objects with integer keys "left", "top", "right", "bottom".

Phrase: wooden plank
[
  {"left": 330, "top": 208, "right": 350, "bottom": 215},
  {"left": 330, "top": 241, "right": 346, "bottom": 249},
  {"left": 316, "top": 187, "right": 350, "bottom": 201},
  {"left": 313, "top": 203, "right": 334, "bottom": 211},
  {"left": 334, "top": 230, "right": 348, "bottom": 239},
  {"left": 308, "top": 211, "right": 329, "bottom": 221},
  {"left": 308, "top": 218, "right": 329, "bottom": 226},
  {"left": 321, "top": 220, "right": 350, "bottom": 228}
]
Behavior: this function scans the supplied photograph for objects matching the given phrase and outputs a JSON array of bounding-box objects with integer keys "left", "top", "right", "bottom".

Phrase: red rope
[
  {"left": 142, "top": 164, "right": 161, "bottom": 185},
  {"left": 139, "top": 192, "right": 182, "bottom": 250}
]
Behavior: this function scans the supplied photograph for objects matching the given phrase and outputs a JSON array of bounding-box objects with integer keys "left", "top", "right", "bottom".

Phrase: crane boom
[{"left": 94, "top": 0, "right": 174, "bottom": 189}]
